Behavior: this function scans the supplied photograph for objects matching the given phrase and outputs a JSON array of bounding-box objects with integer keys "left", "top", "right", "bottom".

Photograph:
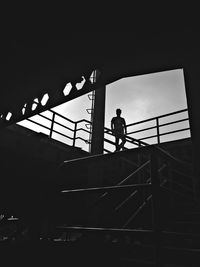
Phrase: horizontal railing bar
[
  {"left": 122, "top": 134, "right": 146, "bottom": 146},
  {"left": 37, "top": 113, "right": 53, "bottom": 122},
  {"left": 50, "top": 110, "right": 76, "bottom": 124},
  {"left": 52, "top": 128, "right": 74, "bottom": 140},
  {"left": 153, "top": 108, "right": 188, "bottom": 119},
  {"left": 29, "top": 113, "right": 75, "bottom": 133},
  {"left": 104, "top": 148, "right": 112, "bottom": 153},
  {"left": 36, "top": 102, "right": 92, "bottom": 126},
  {"left": 75, "top": 136, "right": 90, "bottom": 143},
  {"left": 123, "top": 137, "right": 140, "bottom": 146},
  {"left": 53, "top": 120, "right": 74, "bottom": 132},
  {"left": 104, "top": 138, "right": 117, "bottom": 146},
  {"left": 57, "top": 226, "right": 153, "bottom": 236},
  {"left": 126, "top": 109, "right": 188, "bottom": 128},
  {"left": 104, "top": 130, "right": 141, "bottom": 146},
  {"left": 76, "top": 118, "right": 91, "bottom": 124},
  {"left": 159, "top": 118, "right": 189, "bottom": 128},
  {"left": 35, "top": 102, "right": 92, "bottom": 126},
  {"left": 158, "top": 127, "right": 191, "bottom": 137},
  {"left": 127, "top": 118, "right": 189, "bottom": 136},
  {"left": 76, "top": 127, "right": 91, "bottom": 134},
  {"left": 104, "top": 138, "right": 130, "bottom": 150},
  {"left": 137, "top": 134, "right": 159, "bottom": 141},
  {"left": 118, "top": 160, "right": 150, "bottom": 185},
  {"left": 137, "top": 128, "right": 190, "bottom": 141},
  {"left": 26, "top": 118, "right": 74, "bottom": 141},
  {"left": 57, "top": 226, "right": 200, "bottom": 240},
  {"left": 127, "top": 125, "right": 157, "bottom": 135},
  {"left": 26, "top": 118, "right": 51, "bottom": 131},
  {"left": 61, "top": 183, "right": 151, "bottom": 194}
]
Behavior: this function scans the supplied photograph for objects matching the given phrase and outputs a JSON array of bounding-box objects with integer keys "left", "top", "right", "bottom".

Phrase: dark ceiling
[{"left": 0, "top": 12, "right": 199, "bottom": 126}]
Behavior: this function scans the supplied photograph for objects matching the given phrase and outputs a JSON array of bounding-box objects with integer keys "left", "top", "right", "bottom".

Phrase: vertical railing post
[
  {"left": 49, "top": 112, "right": 55, "bottom": 138},
  {"left": 73, "top": 122, "right": 77, "bottom": 146},
  {"left": 156, "top": 117, "right": 160, "bottom": 144},
  {"left": 150, "top": 148, "right": 162, "bottom": 267}
]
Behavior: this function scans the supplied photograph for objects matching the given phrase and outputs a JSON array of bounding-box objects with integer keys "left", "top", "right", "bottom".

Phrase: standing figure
[{"left": 111, "top": 109, "right": 127, "bottom": 151}]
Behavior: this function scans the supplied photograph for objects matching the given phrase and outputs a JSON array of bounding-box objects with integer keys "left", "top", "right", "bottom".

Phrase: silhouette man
[{"left": 111, "top": 109, "right": 127, "bottom": 151}]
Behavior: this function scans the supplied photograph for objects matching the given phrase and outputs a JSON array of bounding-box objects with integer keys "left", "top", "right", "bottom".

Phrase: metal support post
[
  {"left": 91, "top": 85, "right": 106, "bottom": 155},
  {"left": 156, "top": 118, "right": 160, "bottom": 144},
  {"left": 49, "top": 112, "right": 55, "bottom": 138},
  {"left": 73, "top": 122, "right": 77, "bottom": 146},
  {"left": 150, "top": 148, "right": 162, "bottom": 266}
]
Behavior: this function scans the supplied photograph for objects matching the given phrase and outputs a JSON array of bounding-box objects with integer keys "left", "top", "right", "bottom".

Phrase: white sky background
[
  {"left": 104, "top": 69, "right": 190, "bottom": 151},
  {"left": 18, "top": 69, "right": 190, "bottom": 152},
  {"left": 105, "top": 69, "right": 187, "bottom": 125}
]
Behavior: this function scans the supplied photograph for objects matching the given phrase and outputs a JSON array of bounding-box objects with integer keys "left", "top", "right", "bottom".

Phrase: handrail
[
  {"left": 126, "top": 108, "right": 188, "bottom": 128},
  {"left": 137, "top": 127, "right": 190, "bottom": 141},
  {"left": 122, "top": 177, "right": 168, "bottom": 228},
  {"left": 61, "top": 183, "right": 151, "bottom": 194},
  {"left": 57, "top": 225, "right": 153, "bottom": 236},
  {"left": 92, "top": 160, "right": 151, "bottom": 204},
  {"left": 118, "top": 160, "right": 150, "bottom": 186},
  {"left": 114, "top": 164, "right": 167, "bottom": 213},
  {"left": 127, "top": 118, "right": 189, "bottom": 136},
  {"left": 104, "top": 127, "right": 192, "bottom": 170},
  {"left": 20, "top": 107, "right": 190, "bottom": 153}
]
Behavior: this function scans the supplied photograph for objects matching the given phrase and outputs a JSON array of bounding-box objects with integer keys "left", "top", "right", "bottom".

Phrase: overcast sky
[{"left": 18, "top": 68, "right": 190, "bottom": 152}]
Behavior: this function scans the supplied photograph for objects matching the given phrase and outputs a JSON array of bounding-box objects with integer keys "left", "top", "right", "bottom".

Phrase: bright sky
[{"left": 18, "top": 68, "right": 190, "bottom": 152}]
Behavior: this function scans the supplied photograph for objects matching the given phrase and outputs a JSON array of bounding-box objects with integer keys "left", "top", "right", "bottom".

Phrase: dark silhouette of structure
[
  {"left": 111, "top": 108, "right": 127, "bottom": 151},
  {"left": 1, "top": 16, "right": 200, "bottom": 265}
]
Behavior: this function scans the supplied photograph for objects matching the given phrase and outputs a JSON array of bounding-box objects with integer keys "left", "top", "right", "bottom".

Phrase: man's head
[{"left": 116, "top": 108, "right": 121, "bottom": 116}]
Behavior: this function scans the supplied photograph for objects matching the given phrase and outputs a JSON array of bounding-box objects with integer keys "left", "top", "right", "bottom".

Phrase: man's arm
[
  {"left": 123, "top": 119, "right": 127, "bottom": 135},
  {"left": 111, "top": 118, "right": 114, "bottom": 131}
]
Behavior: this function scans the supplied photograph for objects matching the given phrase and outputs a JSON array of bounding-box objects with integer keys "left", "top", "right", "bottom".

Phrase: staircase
[
  {"left": 52, "top": 138, "right": 199, "bottom": 266},
  {"left": 0, "top": 137, "right": 198, "bottom": 266}
]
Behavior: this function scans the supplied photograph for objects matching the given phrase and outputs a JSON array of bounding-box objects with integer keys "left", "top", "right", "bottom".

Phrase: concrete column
[
  {"left": 183, "top": 59, "right": 200, "bottom": 199},
  {"left": 91, "top": 85, "right": 106, "bottom": 155}
]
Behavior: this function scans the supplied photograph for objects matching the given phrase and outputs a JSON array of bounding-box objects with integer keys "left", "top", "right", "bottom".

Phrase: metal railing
[
  {"left": 23, "top": 109, "right": 92, "bottom": 149},
  {"left": 104, "top": 108, "right": 191, "bottom": 153},
  {"left": 18, "top": 108, "right": 191, "bottom": 153}
]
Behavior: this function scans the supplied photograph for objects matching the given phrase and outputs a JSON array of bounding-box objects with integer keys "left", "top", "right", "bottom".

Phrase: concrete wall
[{"left": 0, "top": 124, "right": 89, "bottom": 164}]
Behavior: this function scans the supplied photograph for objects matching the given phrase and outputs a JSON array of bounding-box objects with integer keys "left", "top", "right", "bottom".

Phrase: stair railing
[
  {"left": 19, "top": 108, "right": 190, "bottom": 153},
  {"left": 88, "top": 159, "right": 151, "bottom": 209},
  {"left": 25, "top": 109, "right": 92, "bottom": 147}
]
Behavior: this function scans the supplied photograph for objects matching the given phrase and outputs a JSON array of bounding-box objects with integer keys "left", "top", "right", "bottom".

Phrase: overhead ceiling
[{"left": 0, "top": 15, "right": 199, "bottom": 127}]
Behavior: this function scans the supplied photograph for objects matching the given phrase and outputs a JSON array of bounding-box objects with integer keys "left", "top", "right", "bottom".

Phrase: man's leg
[
  {"left": 115, "top": 137, "right": 120, "bottom": 151},
  {"left": 119, "top": 135, "right": 126, "bottom": 151}
]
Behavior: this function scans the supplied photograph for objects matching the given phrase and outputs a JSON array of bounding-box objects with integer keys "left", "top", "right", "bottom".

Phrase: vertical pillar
[
  {"left": 150, "top": 148, "right": 162, "bottom": 266},
  {"left": 91, "top": 85, "right": 106, "bottom": 155},
  {"left": 183, "top": 64, "right": 200, "bottom": 200}
]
